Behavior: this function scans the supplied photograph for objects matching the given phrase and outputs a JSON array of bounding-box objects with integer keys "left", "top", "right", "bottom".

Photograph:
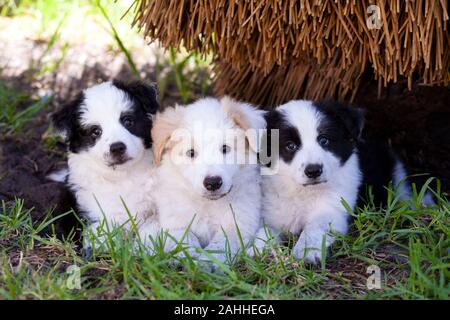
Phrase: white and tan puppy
[{"left": 151, "top": 97, "right": 265, "bottom": 267}]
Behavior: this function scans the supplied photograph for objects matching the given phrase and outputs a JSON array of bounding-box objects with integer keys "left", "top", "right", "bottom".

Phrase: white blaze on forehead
[
  {"left": 278, "top": 100, "right": 323, "bottom": 146},
  {"left": 179, "top": 98, "right": 238, "bottom": 144},
  {"left": 184, "top": 98, "right": 236, "bottom": 130},
  {"left": 79, "top": 81, "right": 132, "bottom": 126}
]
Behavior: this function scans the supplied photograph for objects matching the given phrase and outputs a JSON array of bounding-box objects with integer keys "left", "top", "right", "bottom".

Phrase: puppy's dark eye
[
  {"left": 186, "top": 149, "right": 196, "bottom": 158},
  {"left": 122, "top": 116, "right": 135, "bottom": 128},
  {"left": 90, "top": 126, "right": 102, "bottom": 139},
  {"left": 318, "top": 135, "right": 329, "bottom": 147},
  {"left": 285, "top": 141, "right": 298, "bottom": 152},
  {"left": 222, "top": 144, "right": 231, "bottom": 154}
]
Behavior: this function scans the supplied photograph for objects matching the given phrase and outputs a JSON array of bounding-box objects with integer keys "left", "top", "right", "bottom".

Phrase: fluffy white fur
[
  {"left": 151, "top": 97, "right": 265, "bottom": 267},
  {"left": 68, "top": 150, "right": 158, "bottom": 247},
  {"left": 258, "top": 154, "right": 360, "bottom": 262}
]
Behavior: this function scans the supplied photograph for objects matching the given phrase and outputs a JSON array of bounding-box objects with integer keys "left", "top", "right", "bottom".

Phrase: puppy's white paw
[
  {"left": 247, "top": 227, "right": 280, "bottom": 257},
  {"left": 175, "top": 246, "right": 200, "bottom": 260},
  {"left": 166, "top": 247, "right": 201, "bottom": 268},
  {"left": 246, "top": 238, "right": 273, "bottom": 257},
  {"left": 196, "top": 259, "right": 218, "bottom": 273},
  {"left": 292, "top": 233, "right": 323, "bottom": 264},
  {"left": 196, "top": 252, "right": 227, "bottom": 273}
]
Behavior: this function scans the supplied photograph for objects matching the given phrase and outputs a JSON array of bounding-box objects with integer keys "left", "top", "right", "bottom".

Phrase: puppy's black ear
[
  {"left": 338, "top": 106, "right": 365, "bottom": 140},
  {"left": 113, "top": 80, "right": 159, "bottom": 115},
  {"left": 51, "top": 93, "right": 84, "bottom": 141}
]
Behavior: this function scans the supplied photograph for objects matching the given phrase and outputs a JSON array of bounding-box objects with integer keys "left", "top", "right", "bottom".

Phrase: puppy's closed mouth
[
  {"left": 107, "top": 157, "right": 133, "bottom": 168},
  {"left": 302, "top": 180, "right": 327, "bottom": 187},
  {"left": 203, "top": 186, "right": 233, "bottom": 200}
]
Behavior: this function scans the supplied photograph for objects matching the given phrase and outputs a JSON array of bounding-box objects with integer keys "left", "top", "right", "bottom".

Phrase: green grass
[
  {"left": 1, "top": 181, "right": 448, "bottom": 300},
  {"left": 90, "top": 0, "right": 139, "bottom": 77},
  {"left": 5, "top": 0, "right": 142, "bottom": 79},
  {"left": 0, "top": 81, "right": 52, "bottom": 134},
  {"left": 156, "top": 47, "right": 212, "bottom": 103},
  {"left": 1, "top": 0, "right": 212, "bottom": 103}
]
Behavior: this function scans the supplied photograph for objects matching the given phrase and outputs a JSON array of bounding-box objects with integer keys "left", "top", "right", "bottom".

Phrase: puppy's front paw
[
  {"left": 292, "top": 234, "right": 323, "bottom": 264},
  {"left": 196, "top": 259, "right": 218, "bottom": 273},
  {"left": 174, "top": 246, "right": 200, "bottom": 260},
  {"left": 166, "top": 247, "right": 201, "bottom": 269},
  {"left": 196, "top": 252, "right": 227, "bottom": 273}
]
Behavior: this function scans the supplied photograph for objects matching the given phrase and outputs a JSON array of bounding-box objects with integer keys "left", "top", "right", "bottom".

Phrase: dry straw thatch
[{"left": 131, "top": 0, "right": 449, "bottom": 106}]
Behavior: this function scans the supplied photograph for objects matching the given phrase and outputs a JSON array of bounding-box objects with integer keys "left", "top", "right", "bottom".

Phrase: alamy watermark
[
  {"left": 367, "top": 5, "right": 382, "bottom": 30},
  {"left": 366, "top": 264, "right": 382, "bottom": 290},
  {"left": 66, "top": 264, "right": 81, "bottom": 290},
  {"left": 164, "top": 125, "right": 280, "bottom": 175}
]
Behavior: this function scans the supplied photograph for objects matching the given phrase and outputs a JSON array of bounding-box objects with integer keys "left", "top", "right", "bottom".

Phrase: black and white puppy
[
  {"left": 256, "top": 100, "right": 433, "bottom": 263},
  {"left": 50, "top": 80, "right": 160, "bottom": 250}
]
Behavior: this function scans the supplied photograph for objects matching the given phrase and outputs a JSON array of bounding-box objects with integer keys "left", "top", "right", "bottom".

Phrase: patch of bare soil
[{"left": 0, "top": 112, "right": 65, "bottom": 222}]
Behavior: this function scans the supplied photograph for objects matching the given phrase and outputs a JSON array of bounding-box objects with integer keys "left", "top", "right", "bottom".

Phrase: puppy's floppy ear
[
  {"left": 221, "top": 96, "right": 266, "bottom": 131},
  {"left": 151, "top": 106, "right": 183, "bottom": 164},
  {"left": 51, "top": 93, "right": 84, "bottom": 141},
  {"left": 337, "top": 106, "right": 365, "bottom": 140},
  {"left": 112, "top": 79, "right": 160, "bottom": 115},
  {"left": 221, "top": 96, "right": 266, "bottom": 152}
]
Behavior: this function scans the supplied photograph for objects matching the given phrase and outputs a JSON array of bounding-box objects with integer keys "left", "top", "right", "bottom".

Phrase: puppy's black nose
[
  {"left": 203, "top": 176, "right": 223, "bottom": 191},
  {"left": 304, "top": 164, "right": 323, "bottom": 179},
  {"left": 110, "top": 142, "right": 127, "bottom": 156}
]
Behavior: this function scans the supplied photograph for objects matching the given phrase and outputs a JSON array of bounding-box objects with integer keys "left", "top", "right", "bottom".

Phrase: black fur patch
[
  {"left": 112, "top": 80, "right": 159, "bottom": 115},
  {"left": 264, "top": 109, "right": 302, "bottom": 164},
  {"left": 113, "top": 80, "right": 159, "bottom": 148},
  {"left": 51, "top": 92, "right": 97, "bottom": 153},
  {"left": 356, "top": 141, "right": 397, "bottom": 207},
  {"left": 314, "top": 101, "right": 364, "bottom": 165},
  {"left": 314, "top": 101, "right": 398, "bottom": 205},
  {"left": 40, "top": 180, "right": 84, "bottom": 248}
]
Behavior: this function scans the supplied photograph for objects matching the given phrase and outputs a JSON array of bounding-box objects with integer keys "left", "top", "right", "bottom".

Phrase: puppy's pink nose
[{"left": 203, "top": 176, "right": 223, "bottom": 191}]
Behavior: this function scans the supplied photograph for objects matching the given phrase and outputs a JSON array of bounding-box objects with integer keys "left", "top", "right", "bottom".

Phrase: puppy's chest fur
[
  {"left": 156, "top": 181, "right": 233, "bottom": 246},
  {"left": 155, "top": 165, "right": 261, "bottom": 247},
  {"left": 176, "top": 196, "right": 229, "bottom": 246},
  {"left": 68, "top": 153, "right": 156, "bottom": 225},
  {"left": 262, "top": 154, "right": 361, "bottom": 234}
]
